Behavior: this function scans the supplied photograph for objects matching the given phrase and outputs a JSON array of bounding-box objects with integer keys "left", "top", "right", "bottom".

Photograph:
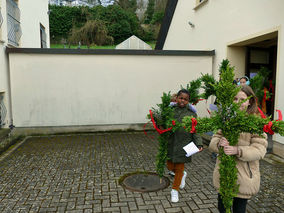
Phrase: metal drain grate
[{"left": 119, "top": 172, "right": 170, "bottom": 192}]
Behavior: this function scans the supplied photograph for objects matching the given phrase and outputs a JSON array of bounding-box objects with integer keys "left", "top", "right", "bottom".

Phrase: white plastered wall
[
  {"left": 0, "top": 0, "right": 50, "bottom": 128},
  {"left": 0, "top": 1, "right": 11, "bottom": 127},
  {"left": 8, "top": 53, "right": 212, "bottom": 127},
  {"left": 19, "top": 0, "right": 50, "bottom": 48},
  {"left": 164, "top": 0, "right": 284, "bottom": 75},
  {"left": 163, "top": 0, "right": 284, "bottom": 144}
]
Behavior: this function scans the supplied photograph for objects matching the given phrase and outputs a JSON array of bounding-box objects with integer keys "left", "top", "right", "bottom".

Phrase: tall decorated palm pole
[
  {"left": 183, "top": 60, "right": 284, "bottom": 212},
  {"left": 148, "top": 59, "right": 284, "bottom": 213}
]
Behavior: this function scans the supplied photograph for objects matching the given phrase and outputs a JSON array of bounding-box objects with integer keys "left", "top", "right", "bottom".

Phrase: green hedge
[{"left": 49, "top": 5, "right": 150, "bottom": 44}]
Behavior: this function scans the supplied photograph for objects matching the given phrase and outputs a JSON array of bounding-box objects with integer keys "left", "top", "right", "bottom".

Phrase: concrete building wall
[
  {"left": 19, "top": 0, "right": 50, "bottom": 48},
  {"left": 0, "top": 0, "right": 50, "bottom": 128},
  {"left": 0, "top": 44, "right": 11, "bottom": 128},
  {"left": 0, "top": 2, "right": 11, "bottom": 127},
  {"left": 8, "top": 52, "right": 213, "bottom": 127},
  {"left": 163, "top": 0, "right": 284, "bottom": 144}
]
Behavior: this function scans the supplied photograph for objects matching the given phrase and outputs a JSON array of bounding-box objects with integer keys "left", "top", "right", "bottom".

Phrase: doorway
[
  {"left": 227, "top": 30, "right": 278, "bottom": 119},
  {"left": 245, "top": 38, "right": 277, "bottom": 118}
]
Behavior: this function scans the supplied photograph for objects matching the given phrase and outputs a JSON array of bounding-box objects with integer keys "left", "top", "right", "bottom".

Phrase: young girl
[
  {"left": 238, "top": 76, "right": 250, "bottom": 86},
  {"left": 209, "top": 85, "right": 268, "bottom": 213},
  {"left": 167, "top": 89, "right": 203, "bottom": 202}
]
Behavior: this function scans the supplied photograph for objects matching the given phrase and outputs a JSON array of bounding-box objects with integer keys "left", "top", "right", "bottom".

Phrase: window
[
  {"left": 194, "top": 0, "right": 208, "bottom": 10},
  {"left": 40, "top": 24, "right": 47, "bottom": 48},
  {"left": 0, "top": 6, "right": 3, "bottom": 40},
  {"left": 0, "top": 7, "right": 3, "bottom": 28},
  {"left": 6, "top": 0, "right": 22, "bottom": 46}
]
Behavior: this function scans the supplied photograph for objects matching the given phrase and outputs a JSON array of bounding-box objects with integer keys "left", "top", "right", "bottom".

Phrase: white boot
[
  {"left": 168, "top": 171, "right": 175, "bottom": 176},
  {"left": 171, "top": 189, "right": 179, "bottom": 202},
  {"left": 179, "top": 171, "right": 187, "bottom": 189}
]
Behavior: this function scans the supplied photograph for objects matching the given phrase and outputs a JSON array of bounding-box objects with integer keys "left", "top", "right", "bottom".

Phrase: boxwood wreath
[{"left": 148, "top": 59, "right": 284, "bottom": 213}]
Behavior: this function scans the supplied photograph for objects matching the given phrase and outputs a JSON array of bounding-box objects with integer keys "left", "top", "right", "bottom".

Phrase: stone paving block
[
  {"left": 181, "top": 206, "right": 193, "bottom": 212},
  {"left": 102, "top": 206, "right": 120, "bottom": 212},
  {"left": 39, "top": 207, "right": 57, "bottom": 212},
  {"left": 165, "top": 207, "right": 183, "bottom": 212},
  {"left": 135, "top": 197, "right": 145, "bottom": 205},
  {"left": 154, "top": 204, "right": 165, "bottom": 213},
  {"left": 193, "top": 209, "right": 211, "bottom": 213},
  {"left": 92, "top": 205, "right": 102, "bottom": 212},
  {"left": 111, "top": 202, "right": 128, "bottom": 207},
  {"left": 160, "top": 199, "right": 171, "bottom": 208},
  {"left": 138, "top": 204, "right": 154, "bottom": 210},
  {"left": 75, "top": 204, "right": 93, "bottom": 210},
  {"left": 110, "top": 194, "right": 118, "bottom": 202},
  {"left": 128, "top": 201, "right": 138, "bottom": 210},
  {"left": 66, "top": 201, "right": 76, "bottom": 210},
  {"left": 65, "top": 210, "right": 83, "bottom": 213},
  {"left": 120, "top": 206, "right": 130, "bottom": 212},
  {"left": 209, "top": 207, "right": 219, "bottom": 213},
  {"left": 187, "top": 201, "right": 199, "bottom": 210},
  {"left": 197, "top": 203, "right": 215, "bottom": 209},
  {"left": 85, "top": 199, "right": 101, "bottom": 205},
  {"left": 118, "top": 197, "right": 135, "bottom": 202},
  {"left": 57, "top": 206, "right": 67, "bottom": 212},
  {"left": 144, "top": 200, "right": 161, "bottom": 205}
]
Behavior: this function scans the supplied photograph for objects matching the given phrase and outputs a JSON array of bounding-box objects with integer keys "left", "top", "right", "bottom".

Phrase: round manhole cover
[{"left": 119, "top": 172, "right": 170, "bottom": 192}]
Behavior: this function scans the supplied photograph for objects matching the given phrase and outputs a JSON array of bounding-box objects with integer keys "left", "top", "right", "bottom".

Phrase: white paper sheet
[{"left": 183, "top": 142, "right": 199, "bottom": 157}]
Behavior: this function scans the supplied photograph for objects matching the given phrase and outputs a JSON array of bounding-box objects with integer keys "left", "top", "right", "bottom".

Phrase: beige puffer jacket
[{"left": 209, "top": 131, "right": 267, "bottom": 199}]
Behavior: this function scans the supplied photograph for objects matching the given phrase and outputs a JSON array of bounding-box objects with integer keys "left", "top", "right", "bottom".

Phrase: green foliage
[
  {"left": 272, "top": 120, "right": 284, "bottom": 136},
  {"left": 200, "top": 74, "right": 217, "bottom": 99},
  {"left": 115, "top": 0, "right": 137, "bottom": 12},
  {"left": 93, "top": 5, "right": 139, "bottom": 44},
  {"left": 250, "top": 67, "right": 272, "bottom": 105},
  {"left": 68, "top": 20, "right": 113, "bottom": 46},
  {"left": 207, "top": 60, "right": 240, "bottom": 212},
  {"left": 156, "top": 132, "right": 170, "bottom": 177},
  {"left": 184, "top": 79, "right": 202, "bottom": 104},
  {"left": 49, "top": 4, "right": 140, "bottom": 44},
  {"left": 138, "top": 24, "right": 158, "bottom": 42},
  {"left": 144, "top": 0, "right": 155, "bottom": 24},
  {"left": 49, "top": 5, "right": 86, "bottom": 41},
  {"left": 216, "top": 60, "right": 239, "bottom": 109},
  {"left": 150, "top": 11, "right": 164, "bottom": 24},
  {"left": 183, "top": 116, "right": 219, "bottom": 133},
  {"left": 152, "top": 93, "right": 175, "bottom": 177}
]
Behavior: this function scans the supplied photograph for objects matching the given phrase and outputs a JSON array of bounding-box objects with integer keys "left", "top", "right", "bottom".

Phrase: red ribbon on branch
[
  {"left": 143, "top": 121, "right": 155, "bottom": 139},
  {"left": 190, "top": 117, "right": 197, "bottom": 133},
  {"left": 149, "top": 110, "right": 175, "bottom": 134},
  {"left": 258, "top": 107, "right": 283, "bottom": 135},
  {"left": 258, "top": 107, "right": 267, "bottom": 118},
  {"left": 193, "top": 99, "right": 205, "bottom": 105},
  {"left": 263, "top": 121, "right": 274, "bottom": 135},
  {"left": 276, "top": 110, "right": 283, "bottom": 121}
]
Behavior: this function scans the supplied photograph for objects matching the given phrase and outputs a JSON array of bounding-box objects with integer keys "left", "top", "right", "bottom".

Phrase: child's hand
[
  {"left": 223, "top": 145, "right": 238, "bottom": 156},
  {"left": 219, "top": 137, "right": 229, "bottom": 147},
  {"left": 199, "top": 147, "right": 203, "bottom": 152}
]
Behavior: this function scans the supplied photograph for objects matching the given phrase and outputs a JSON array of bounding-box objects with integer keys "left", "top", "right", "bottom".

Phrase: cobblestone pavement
[{"left": 0, "top": 132, "right": 283, "bottom": 213}]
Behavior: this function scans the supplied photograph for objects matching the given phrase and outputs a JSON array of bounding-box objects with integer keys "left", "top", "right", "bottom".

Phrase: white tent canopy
[{"left": 115, "top": 35, "right": 152, "bottom": 50}]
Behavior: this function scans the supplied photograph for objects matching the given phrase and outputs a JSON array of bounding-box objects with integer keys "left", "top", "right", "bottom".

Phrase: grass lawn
[
  {"left": 50, "top": 42, "right": 156, "bottom": 50},
  {"left": 50, "top": 44, "right": 116, "bottom": 49}
]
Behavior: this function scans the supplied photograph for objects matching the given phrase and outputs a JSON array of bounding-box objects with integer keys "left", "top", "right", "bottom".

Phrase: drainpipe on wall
[{"left": 5, "top": 47, "right": 15, "bottom": 130}]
